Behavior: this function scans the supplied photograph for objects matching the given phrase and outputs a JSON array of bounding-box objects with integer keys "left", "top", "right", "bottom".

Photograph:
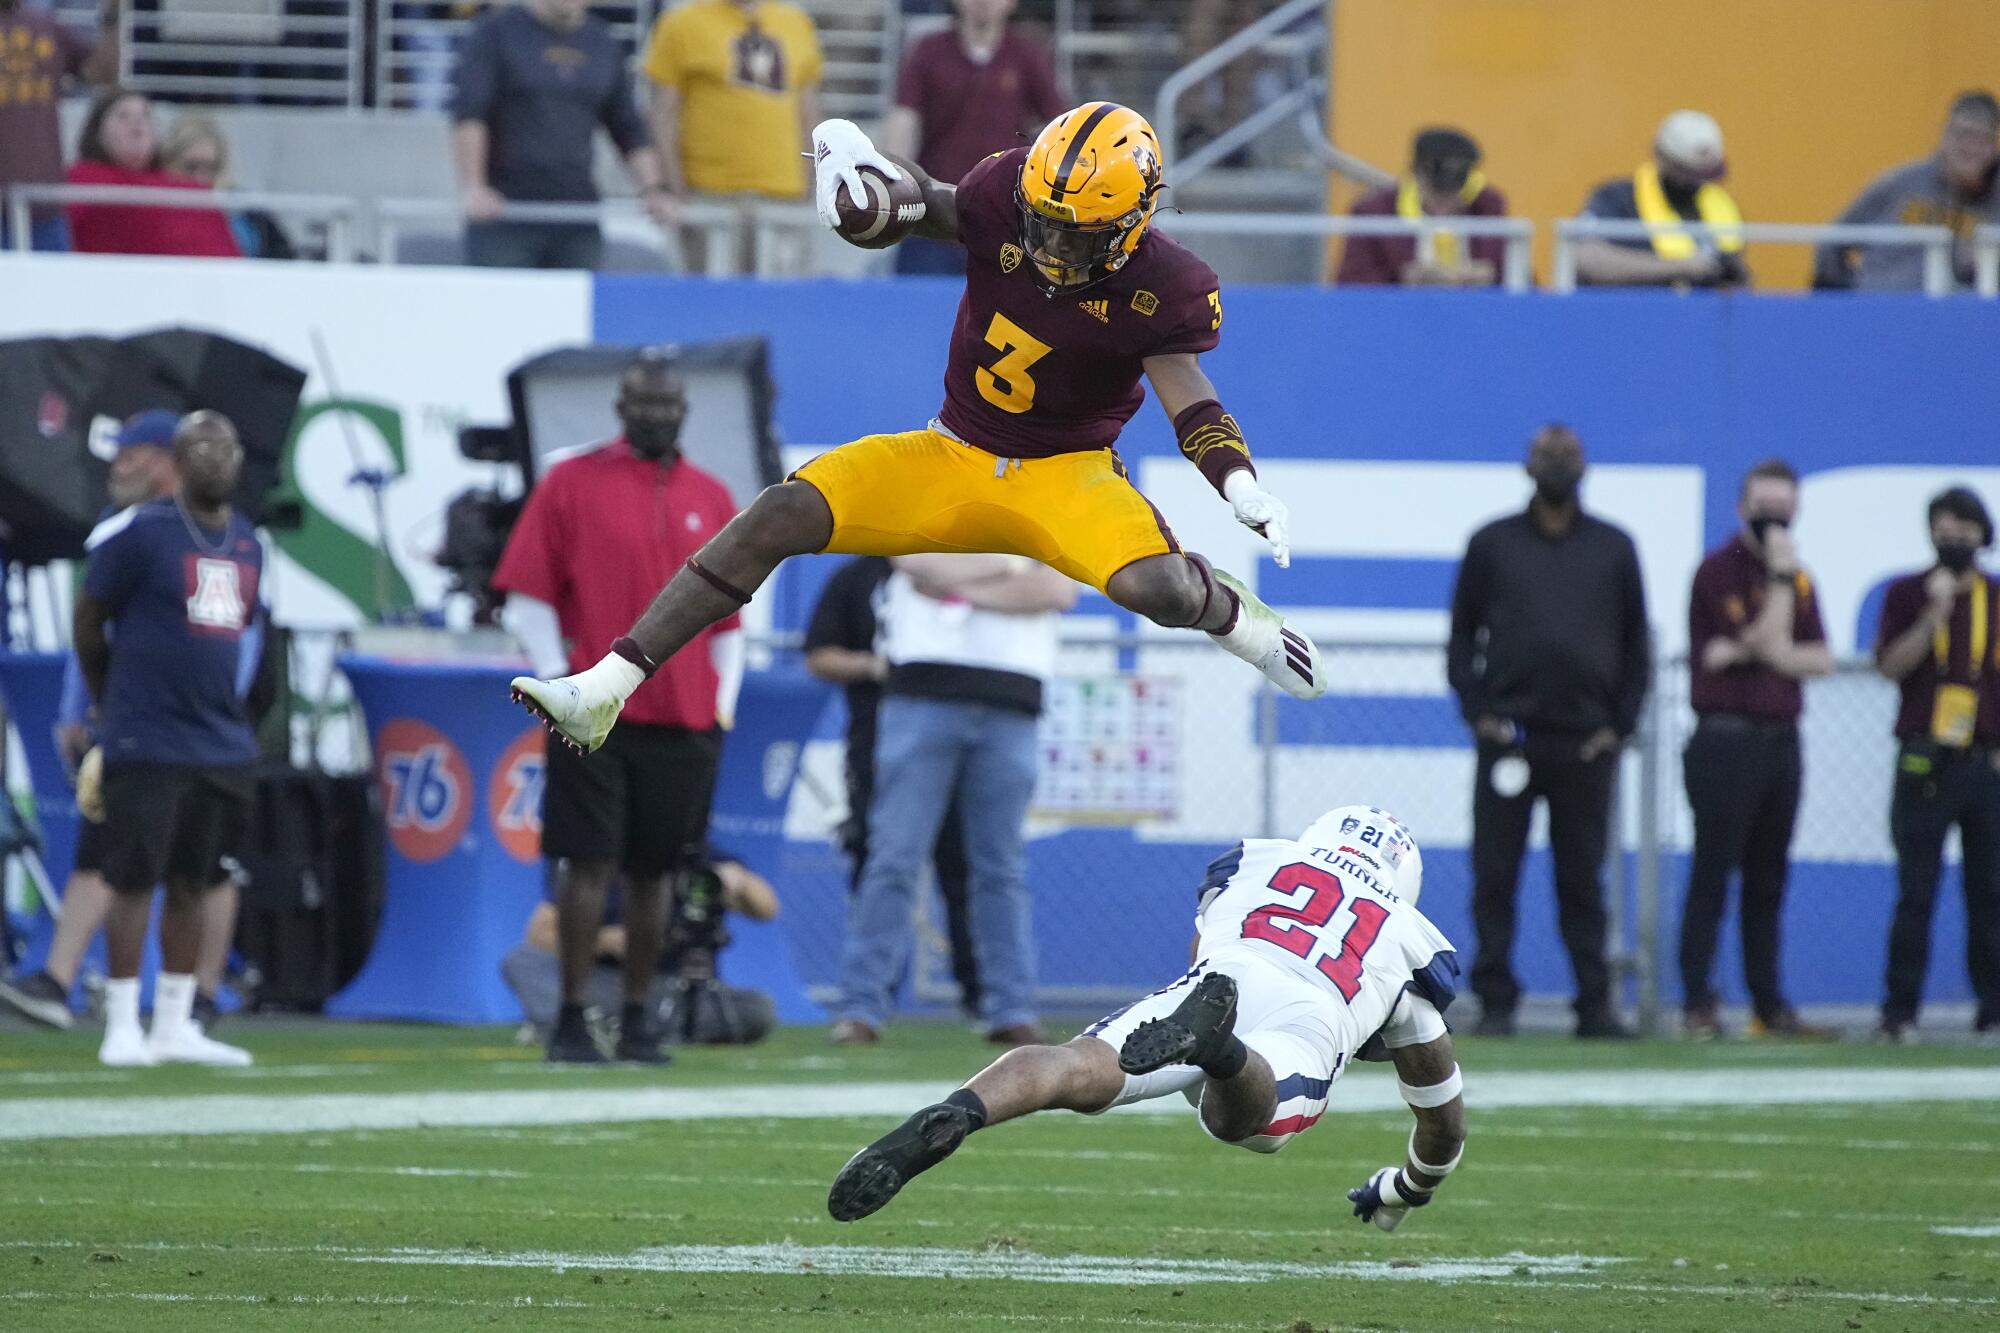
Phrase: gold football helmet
[{"left": 1015, "top": 102, "right": 1164, "bottom": 293}]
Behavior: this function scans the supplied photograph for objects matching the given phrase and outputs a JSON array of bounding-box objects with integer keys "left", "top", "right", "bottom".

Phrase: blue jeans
[{"left": 838, "top": 696, "right": 1039, "bottom": 1029}]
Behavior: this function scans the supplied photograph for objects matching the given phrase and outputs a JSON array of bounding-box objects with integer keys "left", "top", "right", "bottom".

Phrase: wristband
[
  {"left": 1397, "top": 1064, "right": 1462, "bottom": 1108},
  {"left": 1173, "top": 398, "right": 1254, "bottom": 496},
  {"left": 1389, "top": 1168, "right": 1434, "bottom": 1206}
]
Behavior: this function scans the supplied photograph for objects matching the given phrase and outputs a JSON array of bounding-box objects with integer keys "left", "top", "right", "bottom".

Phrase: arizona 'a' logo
[
  {"left": 999, "top": 242, "right": 1023, "bottom": 273},
  {"left": 1078, "top": 299, "right": 1109, "bottom": 323},
  {"left": 186, "top": 557, "right": 247, "bottom": 630}
]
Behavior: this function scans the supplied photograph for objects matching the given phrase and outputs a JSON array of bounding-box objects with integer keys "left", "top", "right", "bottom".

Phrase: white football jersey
[{"left": 1194, "top": 837, "right": 1459, "bottom": 1057}]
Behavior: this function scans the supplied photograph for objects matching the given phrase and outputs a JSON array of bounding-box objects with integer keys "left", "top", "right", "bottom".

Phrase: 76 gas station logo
[{"left": 376, "top": 719, "right": 473, "bottom": 863}]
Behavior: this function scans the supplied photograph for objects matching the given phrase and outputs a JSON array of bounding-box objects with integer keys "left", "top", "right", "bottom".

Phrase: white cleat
[
  {"left": 148, "top": 1022, "right": 252, "bottom": 1067},
  {"left": 1209, "top": 569, "right": 1327, "bottom": 700},
  {"left": 510, "top": 674, "right": 624, "bottom": 755},
  {"left": 100, "top": 1027, "right": 157, "bottom": 1067}
]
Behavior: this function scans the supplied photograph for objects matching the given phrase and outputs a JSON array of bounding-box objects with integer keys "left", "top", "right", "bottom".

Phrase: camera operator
[{"left": 501, "top": 849, "right": 778, "bottom": 1048}]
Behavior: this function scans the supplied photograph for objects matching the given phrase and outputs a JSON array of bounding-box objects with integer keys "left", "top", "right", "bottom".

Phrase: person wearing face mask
[
  {"left": 1872, "top": 487, "right": 2000, "bottom": 1042},
  {"left": 1448, "top": 425, "right": 1651, "bottom": 1039},
  {"left": 1679, "top": 459, "right": 1835, "bottom": 1041},
  {"left": 492, "top": 349, "right": 743, "bottom": 1064},
  {"left": 1574, "top": 110, "right": 1749, "bottom": 289}
]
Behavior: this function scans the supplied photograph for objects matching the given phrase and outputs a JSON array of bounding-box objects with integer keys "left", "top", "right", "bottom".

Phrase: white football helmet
[{"left": 1297, "top": 805, "right": 1425, "bottom": 907}]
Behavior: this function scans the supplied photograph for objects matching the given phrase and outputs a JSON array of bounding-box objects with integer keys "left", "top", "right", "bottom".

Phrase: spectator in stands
[
  {"left": 65, "top": 87, "right": 240, "bottom": 258},
  {"left": 805, "top": 556, "right": 983, "bottom": 1017},
  {"left": 1575, "top": 110, "right": 1748, "bottom": 289},
  {"left": 832, "top": 555, "right": 1075, "bottom": 1047},
  {"left": 159, "top": 114, "right": 294, "bottom": 260},
  {"left": 1679, "top": 459, "right": 1834, "bottom": 1040},
  {"left": 1179, "top": 0, "right": 1273, "bottom": 165},
  {"left": 450, "top": 0, "right": 669, "bottom": 271},
  {"left": 1814, "top": 91, "right": 2000, "bottom": 292},
  {"left": 642, "top": 0, "right": 823, "bottom": 274},
  {"left": 1447, "top": 425, "right": 1649, "bottom": 1040},
  {"left": 1336, "top": 127, "right": 1509, "bottom": 287},
  {"left": 74, "top": 411, "right": 261, "bottom": 1068},
  {"left": 0, "top": 0, "right": 94, "bottom": 251},
  {"left": 501, "top": 851, "right": 780, "bottom": 1048},
  {"left": 0, "top": 412, "right": 243, "bottom": 1036},
  {"left": 492, "top": 349, "right": 742, "bottom": 1064},
  {"left": 1872, "top": 487, "right": 2000, "bottom": 1041},
  {"left": 883, "top": 0, "right": 1066, "bottom": 275}
]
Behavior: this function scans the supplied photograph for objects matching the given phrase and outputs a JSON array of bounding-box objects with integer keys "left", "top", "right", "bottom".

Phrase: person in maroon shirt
[
  {"left": 0, "top": 0, "right": 94, "bottom": 251},
  {"left": 885, "top": 0, "right": 1065, "bottom": 276},
  {"left": 493, "top": 350, "right": 741, "bottom": 1065},
  {"left": 1678, "top": 459, "right": 1835, "bottom": 1041},
  {"left": 1336, "top": 128, "right": 1510, "bottom": 287},
  {"left": 64, "top": 87, "right": 240, "bottom": 259},
  {"left": 1871, "top": 486, "right": 2000, "bottom": 1040}
]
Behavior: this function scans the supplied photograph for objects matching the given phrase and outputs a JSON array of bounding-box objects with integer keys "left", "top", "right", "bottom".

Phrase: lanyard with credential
[{"left": 1933, "top": 573, "right": 1988, "bottom": 683}]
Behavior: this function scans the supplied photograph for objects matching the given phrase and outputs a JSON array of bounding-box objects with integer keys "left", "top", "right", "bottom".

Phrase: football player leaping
[
  {"left": 512, "top": 102, "right": 1325, "bottom": 755},
  {"left": 826, "top": 805, "right": 1467, "bottom": 1232}
]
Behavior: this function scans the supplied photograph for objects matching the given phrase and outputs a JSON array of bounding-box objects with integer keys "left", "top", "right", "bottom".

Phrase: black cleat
[
  {"left": 0, "top": 971, "right": 73, "bottom": 1030},
  {"left": 545, "top": 1020, "right": 608, "bottom": 1064},
  {"left": 613, "top": 1023, "right": 673, "bottom": 1066},
  {"left": 828, "top": 1102, "right": 976, "bottom": 1222},
  {"left": 1118, "top": 971, "right": 1238, "bottom": 1076}
]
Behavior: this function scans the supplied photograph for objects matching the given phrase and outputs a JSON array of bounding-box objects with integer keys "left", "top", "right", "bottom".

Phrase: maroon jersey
[{"left": 937, "top": 148, "right": 1223, "bottom": 459}]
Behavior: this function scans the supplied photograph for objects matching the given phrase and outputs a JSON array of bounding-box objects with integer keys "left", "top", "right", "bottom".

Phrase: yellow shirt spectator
[{"left": 643, "top": 0, "right": 822, "bottom": 199}]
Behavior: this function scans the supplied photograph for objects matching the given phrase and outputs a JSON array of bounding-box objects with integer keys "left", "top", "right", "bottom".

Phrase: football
[{"left": 833, "top": 166, "right": 928, "bottom": 249}]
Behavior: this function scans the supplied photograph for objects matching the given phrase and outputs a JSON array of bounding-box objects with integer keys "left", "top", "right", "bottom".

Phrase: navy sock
[
  {"left": 1199, "top": 1035, "right": 1249, "bottom": 1081},
  {"left": 621, "top": 1001, "right": 649, "bottom": 1034},
  {"left": 556, "top": 1003, "right": 587, "bottom": 1033},
  {"left": 944, "top": 1088, "right": 989, "bottom": 1131}
]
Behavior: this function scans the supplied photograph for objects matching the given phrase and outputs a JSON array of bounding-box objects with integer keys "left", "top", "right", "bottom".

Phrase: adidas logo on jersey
[{"left": 1078, "top": 299, "right": 1109, "bottom": 323}]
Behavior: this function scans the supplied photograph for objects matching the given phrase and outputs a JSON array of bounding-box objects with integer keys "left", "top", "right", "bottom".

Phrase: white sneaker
[
  {"left": 148, "top": 1022, "right": 252, "bottom": 1067},
  {"left": 100, "top": 1026, "right": 156, "bottom": 1067},
  {"left": 1209, "top": 570, "right": 1327, "bottom": 700},
  {"left": 511, "top": 674, "right": 624, "bottom": 755}
]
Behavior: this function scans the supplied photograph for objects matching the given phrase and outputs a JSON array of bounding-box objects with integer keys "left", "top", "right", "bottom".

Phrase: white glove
[
  {"left": 1222, "top": 468, "right": 1291, "bottom": 568},
  {"left": 812, "top": 119, "right": 905, "bottom": 230}
]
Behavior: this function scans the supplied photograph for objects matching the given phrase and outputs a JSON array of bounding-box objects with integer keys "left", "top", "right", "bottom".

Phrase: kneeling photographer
[{"left": 502, "top": 849, "right": 780, "bottom": 1051}]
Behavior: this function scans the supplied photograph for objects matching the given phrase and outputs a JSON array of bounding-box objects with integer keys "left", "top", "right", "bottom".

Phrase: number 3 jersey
[
  {"left": 937, "top": 147, "right": 1223, "bottom": 459},
  {"left": 1194, "top": 837, "right": 1460, "bottom": 1058}
]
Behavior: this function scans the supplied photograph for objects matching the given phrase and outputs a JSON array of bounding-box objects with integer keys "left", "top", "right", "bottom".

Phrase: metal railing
[
  {"left": 372, "top": 196, "right": 819, "bottom": 273},
  {"left": 123, "top": 0, "right": 365, "bottom": 107},
  {"left": 1155, "top": 0, "right": 1351, "bottom": 189},
  {"left": 1976, "top": 225, "right": 2000, "bottom": 299},
  {"left": 1553, "top": 218, "right": 1960, "bottom": 297},
  {"left": 6, "top": 182, "right": 361, "bottom": 262},
  {"left": 1167, "top": 210, "right": 1536, "bottom": 291}
]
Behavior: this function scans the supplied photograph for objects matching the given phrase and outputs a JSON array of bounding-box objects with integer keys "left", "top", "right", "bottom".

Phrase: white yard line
[
  {"left": 1933, "top": 1223, "right": 2000, "bottom": 1237},
  {"left": 3, "top": 1065, "right": 1999, "bottom": 1141}
]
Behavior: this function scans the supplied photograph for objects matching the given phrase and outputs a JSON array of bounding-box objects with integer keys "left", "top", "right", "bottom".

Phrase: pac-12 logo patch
[
  {"left": 378, "top": 718, "right": 473, "bottom": 863},
  {"left": 1130, "top": 290, "right": 1159, "bottom": 316},
  {"left": 999, "top": 242, "right": 1023, "bottom": 273},
  {"left": 487, "top": 725, "right": 547, "bottom": 864}
]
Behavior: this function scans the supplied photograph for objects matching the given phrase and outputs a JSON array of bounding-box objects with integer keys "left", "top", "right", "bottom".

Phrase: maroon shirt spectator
[
  {"left": 1688, "top": 537, "right": 1827, "bottom": 721},
  {"left": 886, "top": 1, "right": 1064, "bottom": 188},
  {"left": 1337, "top": 127, "right": 1509, "bottom": 287},
  {"left": 65, "top": 88, "right": 240, "bottom": 258},
  {"left": 0, "top": 0, "right": 92, "bottom": 241},
  {"left": 1876, "top": 570, "right": 2000, "bottom": 744}
]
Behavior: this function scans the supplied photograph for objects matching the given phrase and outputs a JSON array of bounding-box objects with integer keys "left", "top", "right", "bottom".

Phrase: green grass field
[{"left": 2, "top": 1021, "right": 1997, "bottom": 1331}]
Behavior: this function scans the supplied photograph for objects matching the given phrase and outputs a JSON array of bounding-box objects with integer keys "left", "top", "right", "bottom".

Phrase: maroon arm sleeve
[
  {"left": 1796, "top": 574, "right": 1828, "bottom": 645},
  {"left": 1874, "top": 577, "right": 1919, "bottom": 662}
]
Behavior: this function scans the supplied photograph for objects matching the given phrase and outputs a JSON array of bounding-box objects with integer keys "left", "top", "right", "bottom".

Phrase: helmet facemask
[{"left": 1015, "top": 188, "right": 1148, "bottom": 295}]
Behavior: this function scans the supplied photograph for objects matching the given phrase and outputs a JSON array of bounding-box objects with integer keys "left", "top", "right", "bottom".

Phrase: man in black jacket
[{"left": 1447, "top": 425, "right": 1650, "bottom": 1038}]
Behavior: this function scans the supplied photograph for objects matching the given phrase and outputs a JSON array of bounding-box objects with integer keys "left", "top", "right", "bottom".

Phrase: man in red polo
[
  {"left": 882, "top": 0, "right": 1065, "bottom": 275},
  {"left": 493, "top": 349, "right": 741, "bottom": 1063},
  {"left": 1678, "top": 458, "right": 1834, "bottom": 1041}
]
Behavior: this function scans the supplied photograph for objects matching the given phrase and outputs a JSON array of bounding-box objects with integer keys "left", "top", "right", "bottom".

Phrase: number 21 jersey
[
  {"left": 937, "top": 147, "right": 1223, "bottom": 460},
  {"left": 1195, "top": 837, "right": 1460, "bottom": 1050}
]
